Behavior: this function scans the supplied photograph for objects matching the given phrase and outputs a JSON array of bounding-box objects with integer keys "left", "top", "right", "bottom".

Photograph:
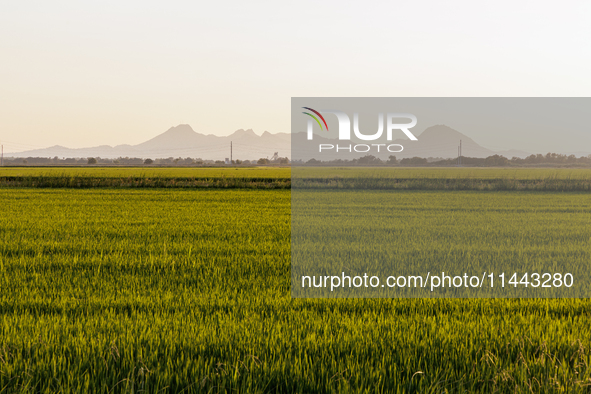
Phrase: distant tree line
[
  {"left": 4, "top": 153, "right": 589, "bottom": 167},
  {"left": 1, "top": 155, "right": 290, "bottom": 166},
  {"left": 296, "top": 153, "right": 591, "bottom": 167}
]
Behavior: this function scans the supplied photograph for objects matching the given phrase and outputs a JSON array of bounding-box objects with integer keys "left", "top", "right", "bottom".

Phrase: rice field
[
  {"left": 2, "top": 167, "right": 591, "bottom": 191},
  {"left": 0, "top": 169, "right": 590, "bottom": 392},
  {"left": 293, "top": 167, "right": 591, "bottom": 180},
  {"left": 1, "top": 166, "right": 590, "bottom": 180},
  {"left": 0, "top": 167, "right": 290, "bottom": 179},
  {"left": 292, "top": 190, "right": 591, "bottom": 298}
]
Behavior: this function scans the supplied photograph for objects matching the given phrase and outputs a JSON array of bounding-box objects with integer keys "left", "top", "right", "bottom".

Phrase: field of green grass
[
  {"left": 292, "top": 190, "right": 591, "bottom": 298},
  {"left": 292, "top": 168, "right": 591, "bottom": 191},
  {"left": 0, "top": 167, "right": 290, "bottom": 178},
  {"left": 0, "top": 167, "right": 291, "bottom": 189},
  {"left": 2, "top": 166, "right": 590, "bottom": 180},
  {"left": 2, "top": 167, "right": 591, "bottom": 191},
  {"left": 0, "top": 170, "right": 590, "bottom": 392},
  {"left": 294, "top": 167, "right": 591, "bottom": 180}
]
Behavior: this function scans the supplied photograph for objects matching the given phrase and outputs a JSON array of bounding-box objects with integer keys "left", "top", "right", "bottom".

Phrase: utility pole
[
  {"left": 230, "top": 141, "right": 233, "bottom": 164},
  {"left": 460, "top": 139, "right": 462, "bottom": 166},
  {"left": 1, "top": 143, "right": 3, "bottom": 167}
]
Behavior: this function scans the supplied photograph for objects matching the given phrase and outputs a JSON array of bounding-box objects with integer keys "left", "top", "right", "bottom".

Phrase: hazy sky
[{"left": 1, "top": 0, "right": 590, "bottom": 153}]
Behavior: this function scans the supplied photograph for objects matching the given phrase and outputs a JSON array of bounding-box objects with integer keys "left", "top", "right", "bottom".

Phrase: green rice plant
[{"left": 0, "top": 186, "right": 589, "bottom": 392}]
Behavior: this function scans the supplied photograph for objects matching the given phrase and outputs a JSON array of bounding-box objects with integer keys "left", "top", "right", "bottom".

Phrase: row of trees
[
  {"left": 300, "top": 153, "right": 591, "bottom": 167},
  {"left": 5, "top": 153, "right": 590, "bottom": 167},
  {"left": 2, "top": 155, "right": 291, "bottom": 166}
]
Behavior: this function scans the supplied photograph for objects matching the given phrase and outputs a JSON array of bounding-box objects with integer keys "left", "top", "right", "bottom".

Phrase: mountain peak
[
  {"left": 134, "top": 124, "right": 200, "bottom": 150},
  {"left": 162, "top": 124, "right": 197, "bottom": 136},
  {"left": 230, "top": 128, "right": 258, "bottom": 138}
]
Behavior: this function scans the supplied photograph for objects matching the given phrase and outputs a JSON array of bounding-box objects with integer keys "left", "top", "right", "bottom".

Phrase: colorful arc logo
[{"left": 302, "top": 107, "right": 329, "bottom": 131}]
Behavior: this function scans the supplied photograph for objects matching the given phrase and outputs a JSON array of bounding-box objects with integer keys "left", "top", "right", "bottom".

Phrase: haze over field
[
  {"left": 6, "top": 125, "right": 290, "bottom": 161},
  {"left": 1, "top": 1, "right": 590, "bottom": 155},
  {"left": 6, "top": 124, "right": 534, "bottom": 160}
]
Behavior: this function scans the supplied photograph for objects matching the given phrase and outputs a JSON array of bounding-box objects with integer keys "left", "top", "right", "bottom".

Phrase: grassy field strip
[
  {"left": 2, "top": 167, "right": 591, "bottom": 191},
  {"left": 292, "top": 177, "right": 591, "bottom": 191},
  {"left": 3, "top": 176, "right": 591, "bottom": 190},
  {"left": 0, "top": 167, "right": 291, "bottom": 178},
  {"left": 0, "top": 176, "right": 290, "bottom": 189},
  {"left": 2, "top": 167, "right": 591, "bottom": 180},
  {"left": 294, "top": 167, "right": 591, "bottom": 179},
  {"left": 292, "top": 190, "right": 591, "bottom": 297},
  {"left": 0, "top": 188, "right": 590, "bottom": 392}
]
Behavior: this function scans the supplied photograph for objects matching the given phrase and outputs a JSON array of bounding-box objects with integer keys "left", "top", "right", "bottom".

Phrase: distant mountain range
[
  {"left": 293, "top": 124, "right": 530, "bottom": 161},
  {"left": 7, "top": 124, "right": 532, "bottom": 160},
  {"left": 8, "top": 125, "right": 291, "bottom": 161}
]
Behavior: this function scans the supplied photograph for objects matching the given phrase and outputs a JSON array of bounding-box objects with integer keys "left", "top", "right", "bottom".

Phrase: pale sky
[{"left": 1, "top": 0, "right": 590, "bottom": 153}]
